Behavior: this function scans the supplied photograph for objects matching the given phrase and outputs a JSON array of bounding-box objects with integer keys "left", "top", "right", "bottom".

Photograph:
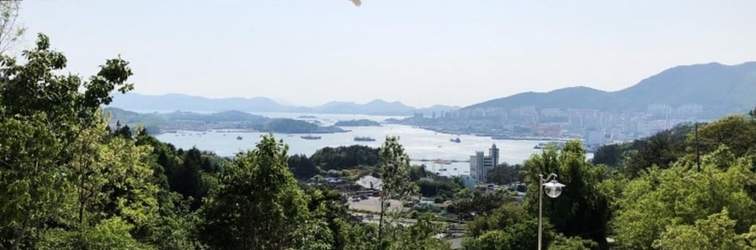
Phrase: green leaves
[
  {"left": 379, "top": 136, "right": 416, "bottom": 200},
  {"left": 0, "top": 33, "right": 146, "bottom": 249},
  {"left": 612, "top": 151, "right": 756, "bottom": 249},
  {"left": 689, "top": 115, "right": 756, "bottom": 158},
  {"left": 0, "top": 115, "right": 70, "bottom": 249},
  {"left": 522, "top": 140, "right": 611, "bottom": 247},
  {"left": 199, "top": 134, "right": 309, "bottom": 250}
]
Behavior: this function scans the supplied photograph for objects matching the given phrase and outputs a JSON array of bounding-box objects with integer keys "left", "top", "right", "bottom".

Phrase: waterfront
[{"left": 155, "top": 112, "right": 592, "bottom": 176}]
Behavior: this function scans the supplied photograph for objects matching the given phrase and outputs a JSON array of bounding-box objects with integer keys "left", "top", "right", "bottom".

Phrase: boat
[
  {"left": 236, "top": 136, "right": 243, "bottom": 140},
  {"left": 354, "top": 136, "right": 376, "bottom": 142},
  {"left": 534, "top": 142, "right": 565, "bottom": 149},
  {"left": 450, "top": 137, "right": 461, "bottom": 143},
  {"left": 301, "top": 135, "right": 322, "bottom": 140},
  {"left": 432, "top": 159, "right": 452, "bottom": 165}
]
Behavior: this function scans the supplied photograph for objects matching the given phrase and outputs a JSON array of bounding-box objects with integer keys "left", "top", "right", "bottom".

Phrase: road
[{"left": 347, "top": 196, "right": 406, "bottom": 213}]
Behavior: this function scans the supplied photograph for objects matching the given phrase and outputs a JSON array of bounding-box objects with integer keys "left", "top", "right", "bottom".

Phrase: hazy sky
[{"left": 17, "top": 0, "right": 756, "bottom": 108}]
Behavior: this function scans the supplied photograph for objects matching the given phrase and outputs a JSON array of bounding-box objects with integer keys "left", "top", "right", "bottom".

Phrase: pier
[{"left": 411, "top": 158, "right": 470, "bottom": 165}]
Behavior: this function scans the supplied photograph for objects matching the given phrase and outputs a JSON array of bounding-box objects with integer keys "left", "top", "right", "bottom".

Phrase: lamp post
[{"left": 538, "top": 173, "right": 565, "bottom": 250}]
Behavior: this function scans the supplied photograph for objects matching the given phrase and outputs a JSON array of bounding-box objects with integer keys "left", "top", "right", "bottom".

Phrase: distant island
[
  {"left": 297, "top": 115, "right": 317, "bottom": 119},
  {"left": 104, "top": 108, "right": 346, "bottom": 135},
  {"left": 334, "top": 119, "right": 381, "bottom": 127}
]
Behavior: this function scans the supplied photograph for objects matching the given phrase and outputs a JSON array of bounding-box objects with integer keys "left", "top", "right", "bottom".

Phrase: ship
[
  {"left": 354, "top": 136, "right": 376, "bottom": 142},
  {"left": 534, "top": 142, "right": 565, "bottom": 149},
  {"left": 450, "top": 137, "right": 461, "bottom": 143},
  {"left": 236, "top": 136, "right": 243, "bottom": 140},
  {"left": 301, "top": 135, "right": 322, "bottom": 140}
]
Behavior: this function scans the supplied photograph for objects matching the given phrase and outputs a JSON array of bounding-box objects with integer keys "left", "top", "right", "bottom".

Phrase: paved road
[{"left": 347, "top": 196, "right": 406, "bottom": 213}]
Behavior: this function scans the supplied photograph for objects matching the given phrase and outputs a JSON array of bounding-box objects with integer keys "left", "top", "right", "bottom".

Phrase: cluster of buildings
[{"left": 417, "top": 104, "right": 706, "bottom": 146}]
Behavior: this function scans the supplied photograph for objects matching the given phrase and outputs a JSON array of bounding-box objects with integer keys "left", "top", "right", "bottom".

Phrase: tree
[
  {"left": 612, "top": 149, "right": 756, "bottom": 249},
  {"left": 592, "top": 144, "right": 623, "bottom": 167},
  {"left": 522, "top": 141, "right": 610, "bottom": 249},
  {"left": 688, "top": 115, "right": 756, "bottom": 158},
  {"left": 0, "top": 0, "right": 25, "bottom": 55},
  {"left": 466, "top": 203, "right": 527, "bottom": 237},
  {"left": 0, "top": 114, "right": 67, "bottom": 249},
  {"left": 288, "top": 154, "right": 318, "bottom": 179},
  {"left": 652, "top": 209, "right": 743, "bottom": 250},
  {"left": 0, "top": 33, "right": 134, "bottom": 249},
  {"left": 68, "top": 117, "right": 158, "bottom": 229},
  {"left": 199, "top": 134, "right": 309, "bottom": 249},
  {"left": 388, "top": 214, "right": 451, "bottom": 250},
  {"left": 37, "top": 218, "right": 154, "bottom": 250},
  {"left": 451, "top": 189, "right": 511, "bottom": 220},
  {"left": 376, "top": 136, "right": 416, "bottom": 248},
  {"left": 462, "top": 218, "right": 595, "bottom": 250},
  {"left": 622, "top": 131, "right": 682, "bottom": 177},
  {"left": 485, "top": 163, "right": 524, "bottom": 185}
]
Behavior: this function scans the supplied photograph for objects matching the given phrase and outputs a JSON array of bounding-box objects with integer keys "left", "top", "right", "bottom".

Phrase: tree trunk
[
  {"left": 10, "top": 217, "right": 30, "bottom": 250},
  {"left": 377, "top": 196, "right": 386, "bottom": 250}
]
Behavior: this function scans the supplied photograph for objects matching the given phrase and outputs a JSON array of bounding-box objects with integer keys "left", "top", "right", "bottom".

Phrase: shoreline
[{"left": 412, "top": 126, "right": 580, "bottom": 142}]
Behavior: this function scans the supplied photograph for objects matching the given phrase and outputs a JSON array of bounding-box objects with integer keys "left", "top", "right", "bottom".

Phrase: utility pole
[{"left": 695, "top": 122, "right": 700, "bottom": 172}]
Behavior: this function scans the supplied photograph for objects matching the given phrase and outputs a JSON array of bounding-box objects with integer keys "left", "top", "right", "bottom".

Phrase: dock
[{"left": 411, "top": 158, "right": 470, "bottom": 164}]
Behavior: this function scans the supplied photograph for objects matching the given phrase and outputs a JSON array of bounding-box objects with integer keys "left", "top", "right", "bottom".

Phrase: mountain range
[
  {"left": 463, "top": 62, "right": 756, "bottom": 118},
  {"left": 111, "top": 61, "right": 756, "bottom": 118},
  {"left": 109, "top": 93, "right": 460, "bottom": 116}
]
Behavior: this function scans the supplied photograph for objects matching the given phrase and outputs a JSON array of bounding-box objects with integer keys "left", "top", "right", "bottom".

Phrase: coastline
[{"left": 412, "top": 126, "right": 581, "bottom": 142}]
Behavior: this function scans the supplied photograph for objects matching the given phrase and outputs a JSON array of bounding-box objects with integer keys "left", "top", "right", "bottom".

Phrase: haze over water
[{"left": 154, "top": 112, "right": 591, "bottom": 176}]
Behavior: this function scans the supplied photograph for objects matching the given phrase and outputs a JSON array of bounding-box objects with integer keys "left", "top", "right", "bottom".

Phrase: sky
[{"left": 16, "top": 0, "right": 756, "bottom": 108}]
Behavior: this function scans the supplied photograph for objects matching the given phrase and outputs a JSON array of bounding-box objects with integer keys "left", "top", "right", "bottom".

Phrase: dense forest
[{"left": 4, "top": 34, "right": 756, "bottom": 249}]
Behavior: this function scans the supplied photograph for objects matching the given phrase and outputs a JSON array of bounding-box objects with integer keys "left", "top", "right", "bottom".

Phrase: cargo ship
[
  {"left": 301, "top": 135, "right": 322, "bottom": 140},
  {"left": 354, "top": 136, "right": 376, "bottom": 142}
]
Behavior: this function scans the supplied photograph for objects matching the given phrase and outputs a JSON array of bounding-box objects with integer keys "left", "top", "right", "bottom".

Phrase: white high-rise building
[{"left": 470, "top": 144, "right": 500, "bottom": 183}]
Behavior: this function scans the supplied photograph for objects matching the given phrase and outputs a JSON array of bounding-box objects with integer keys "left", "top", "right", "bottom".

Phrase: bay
[{"left": 155, "top": 112, "right": 592, "bottom": 177}]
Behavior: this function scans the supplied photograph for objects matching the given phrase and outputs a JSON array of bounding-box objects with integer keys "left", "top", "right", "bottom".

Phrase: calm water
[{"left": 154, "top": 112, "right": 591, "bottom": 176}]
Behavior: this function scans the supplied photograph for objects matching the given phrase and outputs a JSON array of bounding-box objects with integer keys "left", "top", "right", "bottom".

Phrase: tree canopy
[{"left": 4, "top": 32, "right": 756, "bottom": 250}]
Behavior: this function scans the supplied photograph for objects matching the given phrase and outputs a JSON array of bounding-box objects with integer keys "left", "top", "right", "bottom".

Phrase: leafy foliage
[
  {"left": 309, "top": 145, "right": 381, "bottom": 171},
  {"left": 612, "top": 149, "right": 756, "bottom": 249},
  {"left": 5, "top": 33, "right": 756, "bottom": 250},
  {"left": 485, "top": 163, "right": 524, "bottom": 185},
  {"left": 198, "top": 134, "right": 308, "bottom": 249},
  {"left": 522, "top": 141, "right": 611, "bottom": 248}
]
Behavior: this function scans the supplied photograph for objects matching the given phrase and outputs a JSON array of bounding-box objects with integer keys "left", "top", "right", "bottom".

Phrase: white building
[
  {"left": 356, "top": 176, "right": 382, "bottom": 190},
  {"left": 469, "top": 144, "right": 500, "bottom": 183},
  {"left": 584, "top": 129, "right": 608, "bottom": 146}
]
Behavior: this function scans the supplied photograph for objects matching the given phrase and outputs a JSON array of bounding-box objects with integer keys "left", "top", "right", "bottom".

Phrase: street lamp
[{"left": 538, "top": 173, "right": 565, "bottom": 250}]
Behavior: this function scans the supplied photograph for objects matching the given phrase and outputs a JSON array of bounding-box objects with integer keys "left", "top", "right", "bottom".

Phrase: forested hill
[
  {"left": 102, "top": 107, "right": 346, "bottom": 134},
  {"left": 464, "top": 62, "right": 756, "bottom": 118},
  {"left": 592, "top": 112, "right": 756, "bottom": 177}
]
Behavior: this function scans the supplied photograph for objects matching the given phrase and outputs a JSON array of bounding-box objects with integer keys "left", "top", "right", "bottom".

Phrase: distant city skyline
[{"left": 17, "top": 0, "right": 756, "bottom": 107}]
